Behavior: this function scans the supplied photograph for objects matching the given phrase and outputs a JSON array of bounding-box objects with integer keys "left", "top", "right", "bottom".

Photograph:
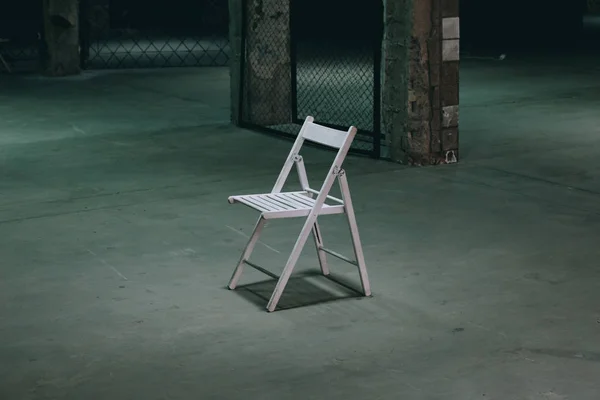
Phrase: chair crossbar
[
  {"left": 319, "top": 247, "right": 358, "bottom": 266},
  {"left": 226, "top": 116, "right": 371, "bottom": 312},
  {"left": 244, "top": 260, "right": 279, "bottom": 280},
  {"left": 263, "top": 206, "right": 343, "bottom": 220}
]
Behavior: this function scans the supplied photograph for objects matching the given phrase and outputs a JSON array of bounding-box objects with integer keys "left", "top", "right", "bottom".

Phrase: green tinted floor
[{"left": 1, "top": 59, "right": 600, "bottom": 400}]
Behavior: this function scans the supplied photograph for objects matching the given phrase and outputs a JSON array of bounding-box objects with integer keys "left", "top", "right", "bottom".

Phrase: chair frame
[{"left": 227, "top": 116, "right": 371, "bottom": 312}]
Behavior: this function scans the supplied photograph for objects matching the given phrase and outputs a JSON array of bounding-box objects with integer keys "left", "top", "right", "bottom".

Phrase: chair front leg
[
  {"left": 266, "top": 216, "right": 316, "bottom": 312},
  {"left": 228, "top": 216, "right": 266, "bottom": 290}
]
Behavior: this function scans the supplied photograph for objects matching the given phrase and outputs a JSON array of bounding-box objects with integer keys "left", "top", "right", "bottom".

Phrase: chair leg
[
  {"left": 345, "top": 209, "right": 371, "bottom": 296},
  {"left": 339, "top": 173, "right": 371, "bottom": 297},
  {"left": 228, "top": 216, "right": 266, "bottom": 290},
  {"left": 312, "top": 220, "right": 329, "bottom": 276},
  {"left": 267, "top": 218, "right": 315, "bottom": 312}
]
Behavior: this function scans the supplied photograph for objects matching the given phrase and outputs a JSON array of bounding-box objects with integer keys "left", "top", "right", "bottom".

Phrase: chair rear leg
[
  {"left": 228, "top": 216, "right": 266, "bottom": 290},
  {"left": 312, "top": 220, "right": 329, "bottom": 276},
  {"left": 339, "top": 173, "right": 371, "bottom": 297},
  {"left": 345, "top": 210, "right": 371, "bottom": 296}
]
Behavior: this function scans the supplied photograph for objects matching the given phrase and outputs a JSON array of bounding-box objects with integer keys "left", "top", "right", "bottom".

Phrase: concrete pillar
[
  {"left": 42, "top": 0, "right": 81, "bottom": 76},
  {"left": 383, "top": 0, "right": 459, "bottom": 165},
  {"left": 230, "top": 0, "right": 292, "bottom": 127},
  {"left": 381, "top": 0, "right": 413, "bottom": 163}
]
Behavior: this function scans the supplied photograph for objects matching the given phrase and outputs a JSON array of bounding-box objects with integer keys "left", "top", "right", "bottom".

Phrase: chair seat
[{"left": 228, "top": 191, "right": 345, "bottom": 219}]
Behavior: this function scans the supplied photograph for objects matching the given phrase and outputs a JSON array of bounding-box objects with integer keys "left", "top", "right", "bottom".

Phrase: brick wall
[
  {"left": 384, "top": 0, "right": 460, "bottom": 165},
  {"left": 439, "top": 0, "right": 459, "bottom": 163},
  {"left": 381, "top": 0, "right": 413, "bottom": 163},
  {"left": 405, "top": 0, "right": 460, "bottom": 165}
]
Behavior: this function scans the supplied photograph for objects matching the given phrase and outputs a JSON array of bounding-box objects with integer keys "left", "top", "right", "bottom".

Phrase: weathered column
[
  {"left": 230, "top": 0, "right": 292, "bottom": 126},
  {"left": 383, "top": 0, "right": 459, "bottom": 165},
  {"left": 42, "top": 0, "right": 80, "bottom": 76},
  {"left": 382, "top": 0, "right": 413, "bottom": 163}
]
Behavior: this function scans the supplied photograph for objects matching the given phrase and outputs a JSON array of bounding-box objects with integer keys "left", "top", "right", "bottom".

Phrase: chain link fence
[
  {"left": 295, "top": 40, "right": 381, "bottom": 155},
  {"left": 83, "top": 0, "right": 230, "bottom": 69},
  {"left": 239, "top": 0, "right": 384, "bottom": 158},
  {"left": 0, "top": 0, "right": 230, "bottom": 73},
  {"left": 0, "top": 41, "right": 40, "bottom": 73}
]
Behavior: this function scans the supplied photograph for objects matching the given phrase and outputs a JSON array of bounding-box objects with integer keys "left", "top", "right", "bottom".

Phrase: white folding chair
[{"left": 227, "top": 116, "right": 371, "bottom": 312}]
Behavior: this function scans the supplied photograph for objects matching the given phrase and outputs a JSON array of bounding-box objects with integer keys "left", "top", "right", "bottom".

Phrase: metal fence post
[
  {"left": 290, "top": 0, "right": 299, "bottom": 124},
  {"left": 372, "top": 14, "right": 383, "bottom": 159}
]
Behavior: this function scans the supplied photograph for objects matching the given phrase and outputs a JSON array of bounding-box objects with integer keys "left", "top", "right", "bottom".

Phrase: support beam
[
  {"left": 383, "top": 0, "right": 460, "bottom": 165},
  {"left": 42, "top": 0, "right": 81, "bottom": 76},
  {"left": 230, "top": 0, "right": 292, "bottom": 126}
]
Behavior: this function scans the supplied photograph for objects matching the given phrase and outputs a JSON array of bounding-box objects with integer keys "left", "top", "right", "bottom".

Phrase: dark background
[
  {"left": 0, "top": 0, "right": 594, "bottom": 50},
  {"left": 292, "top": 0, "right": 383, "bottom": 41},
  {"left": 0, "top": 1, "right": 42, "bottom": 40},
  {"left": 460, "top": 0, "right": 588, "bottom": 52},
  {"left": 108, "top": 0, "right": 228, "bottom": 35}
]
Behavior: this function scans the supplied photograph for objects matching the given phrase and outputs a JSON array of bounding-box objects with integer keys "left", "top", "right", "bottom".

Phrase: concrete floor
[{"left": 1, "top": 55, "right": 600, "bottom": 400}]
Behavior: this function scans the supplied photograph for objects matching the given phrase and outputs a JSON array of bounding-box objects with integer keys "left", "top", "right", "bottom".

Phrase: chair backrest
[
  {"left": 272, "top": 116, "right": 357, "bottom": 195},
  {"left": 301, "top": 118, "right": 351, "bottom": 149}
]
